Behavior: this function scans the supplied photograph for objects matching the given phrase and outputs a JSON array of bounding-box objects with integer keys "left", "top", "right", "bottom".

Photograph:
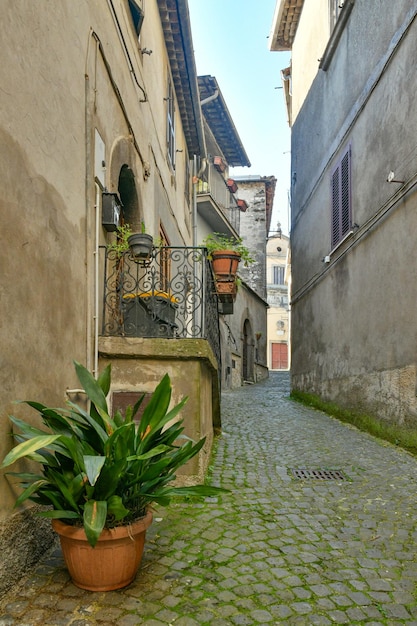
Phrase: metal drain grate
[{"left": 290, "top": 468, "right": 347, "bottom": 481}]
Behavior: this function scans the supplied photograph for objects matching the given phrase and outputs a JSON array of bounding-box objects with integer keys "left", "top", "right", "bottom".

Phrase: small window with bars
[{"left": 331, "top": 144, "right": 352, "bottom": 249}]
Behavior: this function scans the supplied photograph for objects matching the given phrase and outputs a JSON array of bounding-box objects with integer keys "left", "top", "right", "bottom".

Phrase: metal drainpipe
[
  {"left": 200, "top": 89, "right": 219, "bottom": 107},
  {"left": 192, "top": 156, "right": 207, "bottom": 247},
  {"left": 93, "top": 183, "right": 100, "bottom": 379},
  {"left": 84, "top": 36, "right": 93, "bottom": 374}
]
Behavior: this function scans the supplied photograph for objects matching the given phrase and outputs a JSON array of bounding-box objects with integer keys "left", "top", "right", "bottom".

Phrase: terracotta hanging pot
[
  {"left": 52, "top": 510, "right": 153, "bottom": 591},
  {"left": 211, "top": 250, "right": 241, "bottom": 280},
  {"left": 215, "top": 280, "right": 237, "bottom": 297}
]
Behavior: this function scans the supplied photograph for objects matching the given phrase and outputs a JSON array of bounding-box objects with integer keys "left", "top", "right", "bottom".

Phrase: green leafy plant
[
  {"left": 107, "top": 223, "right": 133, "bottom": 257},
  {"left": 202, "top": 232, "right": 254, "bottom": 266},
  {"left": 1, "top": 362, "right": 225, "bottom": 547}
]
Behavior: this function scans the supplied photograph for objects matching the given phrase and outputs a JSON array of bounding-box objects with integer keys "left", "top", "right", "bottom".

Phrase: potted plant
[
  {"left": 202, "top": 233, "right": 254, "bottom": 302},
  {"left": 107, "top": 222, "right": 134, "bottom": 258},
  {"left": 127, "top": 221, "right": 153, "bottom": 260},
  {"left": 202, "top": 232, "right": 254, "bottom": 268},
  {"left": 1, "top": 362, "right": 225, "bottom": 591}
]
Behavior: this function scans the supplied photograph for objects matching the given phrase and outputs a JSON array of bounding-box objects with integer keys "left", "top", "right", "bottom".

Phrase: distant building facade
[{"left": 267, "top": 230, "right": 290, "bottom": 370}]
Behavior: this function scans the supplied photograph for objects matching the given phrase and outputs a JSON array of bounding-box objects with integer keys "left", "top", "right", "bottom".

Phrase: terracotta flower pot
[
  {"left": 52, "top": 510, "right": 153, "bottom": 591},
  {"left": 211, "top": 250, "right": 241, "bottom": 279}
]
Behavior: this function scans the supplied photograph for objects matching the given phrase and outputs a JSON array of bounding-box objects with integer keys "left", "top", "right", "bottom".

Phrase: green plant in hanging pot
[
  {"left": 1, "top": 362, "right": 226, "bottom": 591},
  {"left": 108, "top": 222, "right": 154, "bottom": 261},
  {"left": 202, "top": 233, "right": 254, "bottom": 304},
  {"left": 107, "top": 223, "right": 133, "bottom": 258},
  {"left": 202, "top": 232, "right": 254, "bottom": 267},
  {"left": 127, "top": 221, "right": 154, "bottom": 260}
]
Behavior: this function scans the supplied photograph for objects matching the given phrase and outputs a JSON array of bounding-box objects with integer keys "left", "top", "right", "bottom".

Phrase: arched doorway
[{"left": 242, "top": 318, "right": 254, "bottom": 382}]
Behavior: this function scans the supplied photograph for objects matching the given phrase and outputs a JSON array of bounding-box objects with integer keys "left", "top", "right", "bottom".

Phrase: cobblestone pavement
[{"left": 1, "top": 372, "right": 417, "bottom": 625}]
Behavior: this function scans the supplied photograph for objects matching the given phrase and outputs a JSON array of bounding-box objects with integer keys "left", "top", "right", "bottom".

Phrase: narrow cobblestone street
[{"left": 1, "top": 372, "right": 417, "bottom": 625}]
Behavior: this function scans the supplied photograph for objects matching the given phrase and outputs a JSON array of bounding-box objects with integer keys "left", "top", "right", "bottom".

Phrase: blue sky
[{"left": 188, "top": 0, "right": 291, "bottom": 235}]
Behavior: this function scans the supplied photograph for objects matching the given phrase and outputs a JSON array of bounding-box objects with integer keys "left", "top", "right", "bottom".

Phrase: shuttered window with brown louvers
[{"left": 331, "top": 144, "right": 352, "bottom": 249}]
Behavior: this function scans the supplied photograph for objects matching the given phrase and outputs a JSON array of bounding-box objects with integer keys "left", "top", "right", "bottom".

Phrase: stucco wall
[
  {"left": 0, "top": 0, "right": 199, "bottom": 597},
  {"left": 291, "top": 0, "right": 330, "bottom": 121},
  {"left": 290, "top": 0, "right": 417, "bottom": 424},
  {"left": 98, "top": 336, "right": 220, "bottom": 480}
]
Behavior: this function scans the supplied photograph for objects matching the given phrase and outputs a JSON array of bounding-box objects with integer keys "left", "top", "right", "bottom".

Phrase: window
[
  {"left": 272, "top": 265, "right": 285, "bottom": 285},
  {"left": 331, "top": 144, "right": 351, "bottom": 249},
  {"left": 185, "top": 155, "right": 190, "bottom": 204},
  {"left": 166, "top": 77, "right": 175, "bottom": 170},
  {"left": 128, "top": 0, "right": 144, "bottom": 36}
]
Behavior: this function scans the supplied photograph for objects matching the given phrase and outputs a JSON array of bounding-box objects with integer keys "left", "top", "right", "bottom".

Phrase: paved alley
[{"left": 1, "top": 372, "right": 417, "bottom": 625}]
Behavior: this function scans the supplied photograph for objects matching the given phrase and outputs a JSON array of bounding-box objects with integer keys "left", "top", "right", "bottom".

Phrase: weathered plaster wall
[
  {"left": 98, "top": 337, "right": 220, "bottom": 480},
  {"left": 290, "top": 0, "right": 417, "bottom": 424},
  {"left": 291, "top": 0, "right": 329, "bottom": 122},
  {"left": 0, "top": 0, "right": 198, "bottom": 597}
]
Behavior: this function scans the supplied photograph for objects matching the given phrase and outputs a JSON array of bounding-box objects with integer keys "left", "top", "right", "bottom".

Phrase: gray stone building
[{"left": 270, "top": 0, "right": 417, "bottom": 423}]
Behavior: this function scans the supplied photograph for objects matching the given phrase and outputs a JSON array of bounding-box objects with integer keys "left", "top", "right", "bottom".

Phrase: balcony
[
  {"left": 101, "top": 246, "right": 220, "bottom": 368},
  {"left": 196, "top": 161, "right": 240, "bottom": 234}
]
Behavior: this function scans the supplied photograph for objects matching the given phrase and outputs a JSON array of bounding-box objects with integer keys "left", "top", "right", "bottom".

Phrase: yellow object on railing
[{"left": 123, "top": 291, "right": 178, "bottom": 303}]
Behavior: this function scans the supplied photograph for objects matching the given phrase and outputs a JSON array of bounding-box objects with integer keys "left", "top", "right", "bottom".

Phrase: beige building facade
[
  {"left": 266, "top": 231, "right": 290, "bottom": 370},
  {"left": 0, "top": 0, "right": 275, "bottom": 596},
  {"left": 0, "top": 0, "right": 218, "bottom": 597}
]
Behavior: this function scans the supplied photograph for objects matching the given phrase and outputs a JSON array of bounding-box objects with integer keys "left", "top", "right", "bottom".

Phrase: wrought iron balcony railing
[{"left": 101, "top": 246, "right": 221, "bottom": 367}]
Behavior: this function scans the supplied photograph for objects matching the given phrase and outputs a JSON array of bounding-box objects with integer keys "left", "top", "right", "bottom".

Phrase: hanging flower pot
[
  {"left": 213, "top": 156, "right": 226, "bottom": 173},
  {"left": 127, "top": 232, "right": 154, "bottom": 260},
  {"left": 215, "top": 278, "right": 238, "bottom": 302},
  {"left": 211, "top": 250, "right": 241, "bottom": 280},
  {"left": 226, "top": 178, "right": 238, "bottom": 193}
]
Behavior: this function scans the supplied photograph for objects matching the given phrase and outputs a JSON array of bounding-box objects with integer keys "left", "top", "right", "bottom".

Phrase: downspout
[
  {"left": 84, "top": 31, "right": 93, "bottom": 373},
  {"left": 200, "top": 89, "right": 219, "bottom": 107},
  {"left": 93, "top": 183, "right": 100, "bottom": 379},
  {"left": 319, "top": 0, "right": 355, "bottom": 71},
  {"left": 192, "top": 156, "right": 207, "bottom": 247}
]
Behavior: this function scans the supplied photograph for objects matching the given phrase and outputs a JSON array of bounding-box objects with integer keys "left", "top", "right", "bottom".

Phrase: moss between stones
[{"left": 291, "top": 390, "right": 417, "bottom": 456}]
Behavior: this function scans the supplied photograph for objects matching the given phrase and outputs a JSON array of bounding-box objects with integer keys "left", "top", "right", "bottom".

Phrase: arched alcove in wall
[
  {"left": 242, "top": 318, "right": 254, "bottom": 383},
  {"left": 118, "top": 164, "right": 141, "bottom": 228},
  {"left": 109, "top": 137, "right": 143, "bottom": 229}
]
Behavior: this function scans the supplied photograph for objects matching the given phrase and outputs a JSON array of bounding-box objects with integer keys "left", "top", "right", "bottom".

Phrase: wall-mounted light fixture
[{"left": 387, "top": 171, "right": 405, "bottom": 184}]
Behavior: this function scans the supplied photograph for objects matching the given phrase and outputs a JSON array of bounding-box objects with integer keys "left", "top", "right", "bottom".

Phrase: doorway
[{"left": 242, "top": 318, "right": 254, "bottom": 382}]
